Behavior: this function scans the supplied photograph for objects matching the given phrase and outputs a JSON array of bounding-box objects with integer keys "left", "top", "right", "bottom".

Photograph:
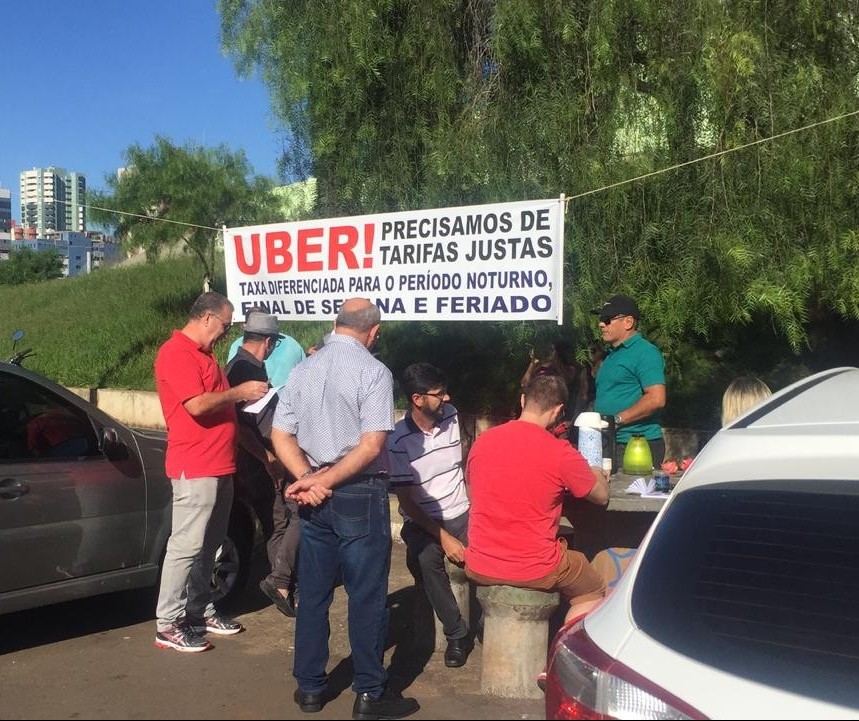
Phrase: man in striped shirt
[
  {"left": 272, "top": 298, "right": 419, "bottom": 720},
  {"left": 387, "top": 363, "right": 474, "bottom": 669}
]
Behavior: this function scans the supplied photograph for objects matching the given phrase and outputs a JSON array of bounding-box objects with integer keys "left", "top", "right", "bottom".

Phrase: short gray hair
[
  {"left": 336, "top": 302, "right": 381, "bottom": 332},
  {"left": 189, "top": 291, "right": 232, "bottom": 320}
]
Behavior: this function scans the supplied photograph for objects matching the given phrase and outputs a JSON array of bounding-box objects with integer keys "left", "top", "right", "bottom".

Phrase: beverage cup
[{"left": 602, "top": 457, "right": 613, "bottom": 475}]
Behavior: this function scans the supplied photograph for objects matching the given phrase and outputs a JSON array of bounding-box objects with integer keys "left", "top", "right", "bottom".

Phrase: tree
[
  {"left": 90, "top": 136, "right": 282, "bottom": 289},
  {"left": 0, "top": 248, "right": 64, "bottom": 285},
  {"left": 220, "top": 1, "right": 859, "bottom": 424}
]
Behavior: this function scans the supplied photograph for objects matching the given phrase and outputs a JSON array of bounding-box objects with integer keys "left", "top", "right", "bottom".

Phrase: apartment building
[
  {"left": 0, "top": 186, "right": 10, "bottom": 258},
  {"left": 11, "top": 230, "right": 120, "bottom": 277},
  {"left": 19, "top": 167, "right": 86, "bottom": 236}
]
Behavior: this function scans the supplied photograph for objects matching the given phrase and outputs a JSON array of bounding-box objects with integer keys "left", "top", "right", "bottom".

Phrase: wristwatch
[{"left": 614, "top": 414, "right": 623, "bottom": 426}]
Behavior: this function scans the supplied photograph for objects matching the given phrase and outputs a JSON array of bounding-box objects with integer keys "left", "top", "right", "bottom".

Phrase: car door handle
[{"left": 0, "top": 478, "right": 30, "bottom": 500}]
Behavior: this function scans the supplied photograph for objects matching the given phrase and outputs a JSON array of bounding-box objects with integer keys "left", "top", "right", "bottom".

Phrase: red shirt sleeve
[{"left": 558, "top": 441, "right": 598, "bottom": 498}]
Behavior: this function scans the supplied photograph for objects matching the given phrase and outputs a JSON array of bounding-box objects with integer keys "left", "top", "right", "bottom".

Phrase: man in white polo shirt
[{"left": 387, "top": 362, "right": 474, "bottom": 668}]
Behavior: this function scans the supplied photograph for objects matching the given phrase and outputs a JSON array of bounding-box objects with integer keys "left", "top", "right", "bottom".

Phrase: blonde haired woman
[{"left": 721, "top": 376, "right": 772, "bottom": 426}]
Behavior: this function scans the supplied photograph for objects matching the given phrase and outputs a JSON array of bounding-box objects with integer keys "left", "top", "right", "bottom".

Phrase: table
[{"left": 560, "top": 473, "right": 674, "bottom": 560}]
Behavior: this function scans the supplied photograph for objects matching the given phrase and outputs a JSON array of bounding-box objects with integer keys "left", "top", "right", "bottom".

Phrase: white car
[{"left": 545, "top": 367, "right": 859, "bottom": 719}]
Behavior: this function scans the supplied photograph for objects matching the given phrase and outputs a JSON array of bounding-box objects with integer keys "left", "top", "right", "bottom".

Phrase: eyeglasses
[
  {"left": 598, "top": 314, "right": 627, "bottom": 325},
  {"left": 209, "top": 313, "right": 232, "bottom": 332},
  {"left": 423, "top": 390, "right": 447, "bottom": 400}
]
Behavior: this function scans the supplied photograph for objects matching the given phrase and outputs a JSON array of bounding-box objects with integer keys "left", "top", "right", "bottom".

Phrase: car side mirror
[{"left": 100, "top": 427, "right": 127, "bottom": 461}]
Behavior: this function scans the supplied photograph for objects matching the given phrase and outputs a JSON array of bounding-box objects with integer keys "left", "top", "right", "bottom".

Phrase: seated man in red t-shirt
[{"left": 465, "top": 374, "right": 610, "bottom": 622}]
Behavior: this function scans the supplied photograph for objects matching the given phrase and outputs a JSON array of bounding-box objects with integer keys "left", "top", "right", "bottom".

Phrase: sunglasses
[{"left": 598, "top": 314, "right": 627, "bottom": 325}]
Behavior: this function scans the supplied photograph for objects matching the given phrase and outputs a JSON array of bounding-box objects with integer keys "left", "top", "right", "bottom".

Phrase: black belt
[
  {"left": 311, "top": 464, "right": 388, "bottom": 482},
  {"left": 358, "top": 472, "right": 389, "bottom": 481}
]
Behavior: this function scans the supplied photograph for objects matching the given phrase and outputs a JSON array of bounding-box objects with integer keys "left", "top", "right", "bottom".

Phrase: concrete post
[{"left": 476, "top": 585, "right": 560, "bottom": 699}]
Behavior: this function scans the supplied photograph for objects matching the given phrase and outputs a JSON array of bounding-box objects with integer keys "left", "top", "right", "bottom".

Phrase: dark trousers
[
  {"left": 266, "top": 483, "right": 300, "bottom": 590},
  {"left": 401, "top": 511, "right": 469, "bottom": 641},
  {"left": 293, "top": 477, "right": 391, "bottom": 696}
]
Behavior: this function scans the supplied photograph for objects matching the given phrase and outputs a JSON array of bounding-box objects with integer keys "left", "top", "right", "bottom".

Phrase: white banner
[{"left": 224, "top": 197, "right": 564, "bottom": 323}]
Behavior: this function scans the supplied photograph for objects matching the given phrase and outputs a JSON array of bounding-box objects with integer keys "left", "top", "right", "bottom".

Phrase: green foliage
[
  {"left": 89, "top": 136, "right": 282, "bottom": 287},
  {"left": 1, "top": 253, "right": 848, "bottom": 429},
  {"left": 0, "top": 256, "right": 324, "bottom": 390},
  {"left": 0, "top": 248, "right": 64, "bottom": 285},
  {"left": 219, "top": 0, "right": 859, "bottom": 427}
]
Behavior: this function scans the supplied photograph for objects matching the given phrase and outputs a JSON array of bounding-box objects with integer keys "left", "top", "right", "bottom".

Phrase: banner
[{"left": 224, "top": 197, "right": 564, "bottom": 323}]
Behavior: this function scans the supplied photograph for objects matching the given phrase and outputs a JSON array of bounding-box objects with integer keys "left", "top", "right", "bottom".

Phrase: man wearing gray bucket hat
[{"left": 226, "top": 312, "right": 300, "bottom": 618}]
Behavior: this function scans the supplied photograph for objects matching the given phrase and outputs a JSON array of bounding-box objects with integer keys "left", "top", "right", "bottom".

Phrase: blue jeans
[{"left": 293, "top": 477, "right": 391, "bottom": 696}]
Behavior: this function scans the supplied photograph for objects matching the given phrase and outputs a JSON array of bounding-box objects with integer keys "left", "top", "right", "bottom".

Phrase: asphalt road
[{"left": 0, "top": 540, "right": 546, "bottom": 720}]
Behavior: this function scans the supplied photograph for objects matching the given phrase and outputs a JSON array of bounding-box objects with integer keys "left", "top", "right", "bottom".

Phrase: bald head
[
  {"left": 333, "top": 297, "right": 382, "bottom": 349},
  {"left": 336, "top": 298, "right": 381, "bottom": 332}
]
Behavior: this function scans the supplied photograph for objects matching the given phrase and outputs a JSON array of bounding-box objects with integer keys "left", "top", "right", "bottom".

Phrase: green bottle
[{"left": 623, "top": 436, "right": 653, "bottom": 475}]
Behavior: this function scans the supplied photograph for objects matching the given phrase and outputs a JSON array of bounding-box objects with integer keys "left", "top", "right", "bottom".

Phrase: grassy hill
[
  {"left": 0, "top": 256, "right": 328, "bottom": 391},
  {"left": 0, "top": 254, "right": 526, "bottom": 419},
  {"left": 0, "top": 254, "right": 734, "bottom": 428}
]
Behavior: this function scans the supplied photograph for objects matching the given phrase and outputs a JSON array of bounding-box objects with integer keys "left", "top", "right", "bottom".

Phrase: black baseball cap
[{"left": 591, "top": 294, "right": 640, "bottom": 320}]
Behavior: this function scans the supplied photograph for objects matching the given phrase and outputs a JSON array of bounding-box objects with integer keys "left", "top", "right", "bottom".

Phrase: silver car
[
  {"left": 546, "top": 366, "right": 859, "bottom": 719},
  {"left": 0, "top": 360, "right": 260, "bottom": 615}
]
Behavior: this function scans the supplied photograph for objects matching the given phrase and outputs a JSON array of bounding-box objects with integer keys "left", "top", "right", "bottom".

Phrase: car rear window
[{"left": 632, "top": 484, "right": 859, "bottom": 708}]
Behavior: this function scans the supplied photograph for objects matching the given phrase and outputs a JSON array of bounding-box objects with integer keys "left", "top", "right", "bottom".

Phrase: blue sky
[{"left": 0, "top": 0, "right": 280, "bottom": 222}]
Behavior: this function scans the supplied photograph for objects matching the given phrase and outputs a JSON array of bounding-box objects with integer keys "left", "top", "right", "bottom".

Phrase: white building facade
[
  {"left": 19, "top": 167, "right": 86, "bottom": 236},
  {"left": 10, "top": 230, "right": 120, "bottom": 278}
]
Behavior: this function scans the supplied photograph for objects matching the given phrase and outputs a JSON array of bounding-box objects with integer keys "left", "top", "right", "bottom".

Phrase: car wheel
[{"left": 211, "top": 514, "right": 252, "bottom": 607}]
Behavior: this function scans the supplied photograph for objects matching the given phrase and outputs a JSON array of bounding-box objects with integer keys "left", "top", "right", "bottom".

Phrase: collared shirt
[
  {"left": 154, "top": 330, "right": 237, "bottom": 479},
  {"left": 227, "top": 333, "right": 305, "bottom": 387},
  {"left": 594, "top": 332, "right": 665, "bottom": 442},
  {"left": 225, "top": 345, "right": 273, "bottom": 444},
  {"left": 387, "top": 403, "right": 469, "bottom": 522},
  {"left": 272, "top": 333, "right": 394, "bottom": 474}
]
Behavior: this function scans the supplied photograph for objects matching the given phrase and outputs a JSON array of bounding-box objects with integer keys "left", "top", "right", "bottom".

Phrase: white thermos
[{"left": 574, "top": 411, "right": 609, "bottom": 467}]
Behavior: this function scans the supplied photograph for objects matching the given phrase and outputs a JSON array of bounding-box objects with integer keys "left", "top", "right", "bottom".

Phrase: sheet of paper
[
  {"left": 625, "top": 477, "right": 657, "bottom": 495},
  {"left": 242, "top": 385, "right": 282, "bottom": 414}
]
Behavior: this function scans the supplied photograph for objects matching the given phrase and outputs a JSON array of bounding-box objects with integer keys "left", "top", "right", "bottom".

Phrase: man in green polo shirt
[{"left": 592, "top": 294, "right": 666, "bottom": 471}]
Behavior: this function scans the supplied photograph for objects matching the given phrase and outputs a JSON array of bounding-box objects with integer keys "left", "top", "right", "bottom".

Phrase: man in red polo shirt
[
  {"left": 153, "top": 291, "right": 268, "bottom": 653},
  {"left": 465, "top": 374, "right": 610, "bottom": 623}
]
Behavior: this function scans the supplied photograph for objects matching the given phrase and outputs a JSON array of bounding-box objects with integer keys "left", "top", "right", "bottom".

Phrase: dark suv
[{"left": 0, "top": 360, "right": 261, "bottom": 615}]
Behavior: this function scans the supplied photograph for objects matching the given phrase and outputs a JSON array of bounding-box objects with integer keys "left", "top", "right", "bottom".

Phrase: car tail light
[{"left": 545, "top": 619, "right": 707, "bottom": 720}]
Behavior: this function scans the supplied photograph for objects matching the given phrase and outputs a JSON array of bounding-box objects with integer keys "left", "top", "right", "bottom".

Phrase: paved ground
[{"left": 0, "top": 538, "right": 546, "bottom": 720}]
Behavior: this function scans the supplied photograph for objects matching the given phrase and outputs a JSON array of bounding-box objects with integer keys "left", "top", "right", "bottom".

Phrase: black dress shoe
[
  {"left": 293, "top": 687, "right": 325, "bottom": 713},
  {"left": 352, "top": 688, "right": 419, "bottom": 720},
  {"left": 444, "top": 636, "right": 473, "bottom": 668},
  {"left": 260, "top": 578, "right": 296, "bottom": 618}
]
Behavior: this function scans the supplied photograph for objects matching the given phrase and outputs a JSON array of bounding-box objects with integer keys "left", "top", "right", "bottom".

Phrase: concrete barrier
[{"left": 68, "top": 387, "right": 164, "bottom": 429}]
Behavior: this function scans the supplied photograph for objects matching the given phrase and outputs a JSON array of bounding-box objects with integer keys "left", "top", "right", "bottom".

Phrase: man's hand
[
  {"left": 235, "top": 380, "right": 269, "bottom": 402},
  {"left": 440, "top": 529, "right": 466, "bottom": 564},
  {"left": 285, "top": 468, "right": 333, "bottom": 506},
  {"left": 585, "top": 466, "right": 610, "bottom": 506}
]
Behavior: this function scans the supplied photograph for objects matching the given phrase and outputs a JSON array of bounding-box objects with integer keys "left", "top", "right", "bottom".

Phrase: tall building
[
  {"left": 19, "top": 167, "right": 86, "bottom": 236},
  {"left": 0, "top": 186, "right": 10, "bottom": 259},
  {"left": 0, "top": 185, "right": 11, "bottom": 232}
]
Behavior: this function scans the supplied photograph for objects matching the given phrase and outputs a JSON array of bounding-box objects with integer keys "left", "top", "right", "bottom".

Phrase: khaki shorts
[{"left": 466, "top": 538, "right": 606, "bottom": 607}]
